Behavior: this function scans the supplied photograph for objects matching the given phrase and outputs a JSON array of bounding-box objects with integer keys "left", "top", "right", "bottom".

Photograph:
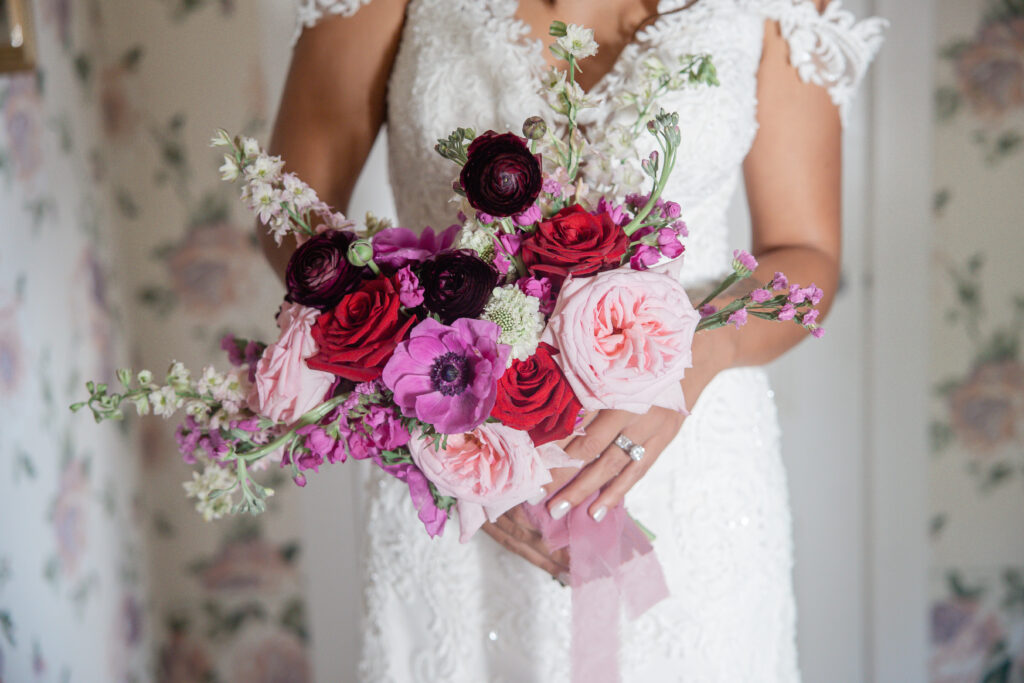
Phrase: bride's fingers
[
  {"left": 505, "top": 507, "right": 570, "bottom": 570},
  {"left": 587, "top": 428, "right": 673, "bottom": 519},
  {"left": 560, "top": 409, "right": 634, "bottom": 464},
  {"left": 547, "top": 420, "right": 658, "bottom": 519},
  {"left": 482, "top": 519, "right": 568, "bottom": 578}
]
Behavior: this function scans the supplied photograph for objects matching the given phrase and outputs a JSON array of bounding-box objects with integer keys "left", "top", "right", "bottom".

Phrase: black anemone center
[{"left": 430, "top": 351, "right": 472, "bottom": 397}]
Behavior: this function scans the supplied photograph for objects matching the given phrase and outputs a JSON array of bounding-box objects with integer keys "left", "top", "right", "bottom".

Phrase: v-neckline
[{"left": 504, "top": 0, "right": 673, "bottom": 98}]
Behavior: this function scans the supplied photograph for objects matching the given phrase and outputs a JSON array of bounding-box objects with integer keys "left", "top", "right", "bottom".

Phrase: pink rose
[
  {"left": 541, "top": 267, "right": 700, "bottom": 413},
  {"left": 249, "top": 302, "right": 336, "bottom": 424},
  {"left": 407, "top": 423, "right": 579, "bottom": 542}
]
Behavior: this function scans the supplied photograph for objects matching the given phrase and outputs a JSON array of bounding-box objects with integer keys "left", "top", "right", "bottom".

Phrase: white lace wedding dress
[{"left": 295, "top": 1, "right": 885, "bottom": 680}]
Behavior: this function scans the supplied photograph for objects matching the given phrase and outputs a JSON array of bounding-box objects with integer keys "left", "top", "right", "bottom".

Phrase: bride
[{"left": 265, "top": 0, "right": 885, "bottom": 680}]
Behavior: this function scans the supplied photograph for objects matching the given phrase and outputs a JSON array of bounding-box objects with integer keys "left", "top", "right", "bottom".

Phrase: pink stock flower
[
  {"left": 630, "top": 244, "right": 661, "bottom": 271},
  {"left": 249, "top": 302, "right": 336, "bottom": 425},
  {"left": 788, "top": 284, "right": 807, "bottom": 304},
  {"left": 518, "top": 275, "right": 555, "bottom": 315},
  {"left": 395, "top": 266, "right": 425, "bottom": 308},
  {"left": 770, "top": 272, "right": 789, "bottom": 290},
  {"left": 810, "top": 326, "right": 825, "bottom": 339},
  {"left": 597, "top": 197, "right": 629, "bottom": 226},
  {"left": 732, "top": 249, "right": 758, "bottom": 275},
  {"left": 777, "top": 303, "right": 797, "bottom": 321},
  {"left": 493, "top": 232, "right": 523, "bottom": 275},
  {"left": 542, "top": 176, "right": 563, "bottom": 195},
  {"left": 407, "top": 423, "right": 580, "bottom": 542},
  {"left": 699, "top": 304, "right": 717, "bottom": 317},
  {"left": 541, "top": 267, "right": 700, "bottom": 413},
  {"left": 514, "top": 204, "right": 542, "bottom": 226},
  {"left": 381, "top": 318, "right": 510, "bottom": 434},
  {"left": 802, "top": 309, "right": 820, "bottom": 326},
  {"left": 751, "top": 288, "right": 773, "bottom": 303},
  {"left": 657, "top": 227, "right": 685, "bottom": 259},
  {"left": 372, "top": 224, "right": 459, "bottom": 269},
  {"left": 727, "top": 308, "right": 748, "bottom": 328}
]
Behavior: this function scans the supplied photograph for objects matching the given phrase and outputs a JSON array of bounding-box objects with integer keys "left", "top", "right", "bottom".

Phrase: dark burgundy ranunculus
[
  {"left": 418, "top": 250, "right": 498, "bottom": 323},
  {"left": 460, "top": 131, "right": 542, "bottom": 218},
  {"left": 285, "top": 230, "right": 364, "bottom": 310}
]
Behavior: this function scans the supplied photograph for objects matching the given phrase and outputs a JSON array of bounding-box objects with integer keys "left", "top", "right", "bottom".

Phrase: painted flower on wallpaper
[
  {"left": 229, "top": 631, "right": 310, "bottom": 683},
  {"left": 73, "top": 248, "right": 116, "bottom": 382},
  {"left": 955, "top": 17, "right": 1024, "bottom": 118},
  {"left": 157, "top": 630, "right": 213, "bottom": 683},
  {"left": 164, "top": 223, "right": 259, "bottom": 314},
  {"left": 0, "top": 303, "right": 25, "bottom": 397},
  {"left": 196, "top": 535, "right": 296, "bottom": 593},
  {"left": 39, "top": 0, "right": 72, "bottom": 47},
  {"left": 52, "top": 459, "right": 90, "bottom": 577},
  {"left": 948, "top": 359, "right": 1024, "bottom": 452},
  {"left": 99, "top": 66, "right": 139, "bottom": 140},
  {"left": 930, "top": 597, "right": 1010, "bottom": 683},
  {"left": 2, "top": 76, "right": 45, "bottom": 184}
]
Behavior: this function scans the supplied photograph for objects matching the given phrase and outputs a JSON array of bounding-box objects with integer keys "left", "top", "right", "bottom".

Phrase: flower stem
[{"left": 235, "top": 395, "right": 348, "bottom": 462}]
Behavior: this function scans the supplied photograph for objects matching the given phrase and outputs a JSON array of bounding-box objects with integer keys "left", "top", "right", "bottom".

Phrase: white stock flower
[
  {"left": 183, "top": 464, "right": 237, "bottom": 522},
  {"left": 481, "top": 285, "right": 544, "bottom": 365},
  {"left": 281, "top": 173, "right": 318, "bottom": 211},
  {"left": 241, "top": 136, "right": 261, "bottom": 158},
  {"left": 219, "top": 155, "right": 240, "bottom": 182},
  {"left": 196, "top": 365, "right": 225, "bottom": 396},
  {"left": 132, "top": 395, "right": 151, "bottom": 416},
  {"left": 249, "top": 181, "right": 281, "bottom": 224},
  {"left": 185, "top": 400, "right": 211, "bottom": 423},
  {"left": 244, "top": 153, "right": 285, "bottom": 183},
  {"left": 150, "top": 385, "right": 183, "bottom": 418},
  {"left": 557, "top": 24, "right": 599, "bottom": 60},
  {"left": 136, "top": 369, "right": 154, "bottom": 387},
  {"left": 166, "top": 361, "right": 191, "bottom": 390}
]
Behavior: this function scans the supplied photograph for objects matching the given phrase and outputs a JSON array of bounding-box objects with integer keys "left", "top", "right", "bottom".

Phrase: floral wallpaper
[
  {"left": 1, "top": 0, "right": 309, "bottom": 680},
  {"left": 931, "top": 1, "right": 1024, "bottom": 680}
]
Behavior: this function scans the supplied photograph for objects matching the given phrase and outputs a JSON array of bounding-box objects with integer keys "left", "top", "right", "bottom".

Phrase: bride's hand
[{"left": 481, "top": 331, "right": 733, "bottom": 578}]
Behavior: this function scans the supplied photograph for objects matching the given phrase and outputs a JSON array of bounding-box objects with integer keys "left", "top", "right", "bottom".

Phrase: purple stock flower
[
  {"left": 699, "top": 304, "right": 717, "bottom": 317},
  {"left": 476, "top": 211, "right": 495, "bottom": 224},
  {"left": 811, "top": 326, "right": 826, "bottom": 339},
  {"left": 657, "top": 227, "right": 684, "bottom": 259},
  {"left": 518, "top": 275, "right": 555, "bottom": 315},
  {"left": 778, "top": 303, "right": 797, "bottom": 321},
  {"left": 365, "top": 404, "right": 411, "bottom": 450},
  {"left": 494, "top": 232, "right": 523, "bottom": 275},
  {"left": 630, "top": 244, "right": 661, "bottom": 271},
  {"left": 374, "top": 460, "right": 447, "bottom": 537},
  {"left": 661, "top": 201, "right": 682, "bottom": 219},
  {"left": 381, "top": 317, "right": 510, "bottom": 434},
  {"left": 372, "top": 224, "right": 459, "bottom": 270},
  {"left": 221, "top": 334, "right": 245, "bottom": 366},
  {"left": 395, "top": 266, "right": 425, "bottom": 308},
  {"left": 802, "top": 309, "right": 821, "bottom": 326},
  {"left": 542, "top": 176, "right": 563, "bottom": 195},
  {"left": 751, "top": 288, "right": 773, "bottom": 303},
  {"left": 727, "top": 308, "right": 749, "bottom": 329},
  {"left": 285, "top": 230, "right": 365, "bottom": 310},
  {"left": 672, "top": 220, "right": 689, "bottom": 237},
  {"left": 732, "top": 249, "right": 759, "bottom": 276}
]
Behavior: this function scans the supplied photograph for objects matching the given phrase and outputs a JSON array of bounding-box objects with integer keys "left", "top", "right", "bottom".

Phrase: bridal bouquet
[{"left": 72, "top": 22, "right": 824, "bottom": 544}]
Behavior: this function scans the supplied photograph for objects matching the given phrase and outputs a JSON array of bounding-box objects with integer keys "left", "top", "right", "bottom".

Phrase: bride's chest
[{"left": 387, "top": 0, "right": 766, "bottom": 199}]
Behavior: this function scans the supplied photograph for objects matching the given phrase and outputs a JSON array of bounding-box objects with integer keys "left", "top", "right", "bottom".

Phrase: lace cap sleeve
[
  {"left": 293, "top": 0, "right": 375, "bottom": 44},
  {"left": 755, "top": 0, "right": 888, "bottom": 124}
]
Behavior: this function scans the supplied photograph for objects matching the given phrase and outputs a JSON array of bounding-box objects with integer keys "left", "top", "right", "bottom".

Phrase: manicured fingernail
[
  {"left": 591, "top": 506, "right": 607, "bottom": 523},
  {"left": 527, "top": 488, "right": 547, "bottom": 505},
  {"left": 550, "top": 500, "right": 571, "bottom": 520},
  {"left": 557, "top": 572, "right": 571, "bottom": 587}
]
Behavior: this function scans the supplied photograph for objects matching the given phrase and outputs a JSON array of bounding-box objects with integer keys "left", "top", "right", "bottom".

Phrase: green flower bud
[
  {"left": 549, "top": 20, "right": 567, "bottom": 37},
  {"left": 522, "top": 116, "right": 547, "bottom": 140},
  {"left": 347, "top": 239, "right": 375, "bottom": 268}
]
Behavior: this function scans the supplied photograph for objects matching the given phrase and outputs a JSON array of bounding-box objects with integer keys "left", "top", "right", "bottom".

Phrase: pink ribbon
[{"left": 525, "top": 494, "right": 669, "bottom": 683}]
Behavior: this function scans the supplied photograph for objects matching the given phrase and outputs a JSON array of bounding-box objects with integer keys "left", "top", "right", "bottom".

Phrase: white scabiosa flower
[
  {"left": 557, "top": 24, "right": 599, "bottom": 61},
  {"left": 455, "top": 225, "right": 497, "bottom": 263},
  {"left": 183, "top": 464, "right": 237, "bottom": 522},
  {"left": 481, "top": 285, "right": 545, "bottom": 365}
]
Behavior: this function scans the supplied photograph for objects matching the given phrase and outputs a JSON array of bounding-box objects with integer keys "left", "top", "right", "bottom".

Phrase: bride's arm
[
  {"left": 486, "top": 2, "right": 843, "bottom": 573},
  {"left": 259, "top": 0, "right": 407, "bottom": 279}
]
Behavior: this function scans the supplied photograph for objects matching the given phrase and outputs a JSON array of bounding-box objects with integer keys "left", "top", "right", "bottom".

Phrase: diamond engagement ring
[{"left": 614, "top": 434, "right": 646, "bottom": 462}]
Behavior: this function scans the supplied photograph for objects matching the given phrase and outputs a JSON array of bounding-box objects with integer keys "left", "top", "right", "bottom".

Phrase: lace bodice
[{"left": 293, "top": 1, "right": 884, "bottom": 680}]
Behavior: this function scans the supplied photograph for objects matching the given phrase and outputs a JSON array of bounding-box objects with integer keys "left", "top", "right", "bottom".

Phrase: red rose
[
  {"left": 491, "top": 343, "right": 583, "bottom": 446},
  {"left": 521, "top": 204, "right": 628, "bottom": 287},
  {"left": 307, "top": 278, "right": 417, "bottom": 382}
]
